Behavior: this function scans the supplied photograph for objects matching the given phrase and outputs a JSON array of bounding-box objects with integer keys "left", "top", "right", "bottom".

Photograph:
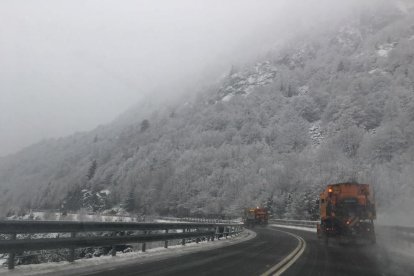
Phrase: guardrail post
[
  {"left": 195, "top": 228, "right": 200, "bottom": 244},
  {"left": 8, "top": 233, "right": 16, "bottom": 270},
  {"left": 181, "top": 228, "right": 186, "bottom": 245},
  {"left": 164, "top": 229, "right": 168, "bottom": 248},
  {"left": 69, "top": 232, "right": 76, "bottom": 263},
  {"left": 142, "top": 231, "right": 147, "bottom": 252}
]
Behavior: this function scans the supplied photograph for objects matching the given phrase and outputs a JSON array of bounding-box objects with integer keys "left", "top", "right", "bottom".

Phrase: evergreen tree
[
  {"left": 61, "top": 186, "right": 83, "bottom": 212},
  {"left": 141, "top": 119, "right": 150, "bottom": 132},
  {"left": 123, "top": 190, "right": 136, "bottom": 213},
  {"left": 87, "top": 160, "right": 97, "bottom": 180}
]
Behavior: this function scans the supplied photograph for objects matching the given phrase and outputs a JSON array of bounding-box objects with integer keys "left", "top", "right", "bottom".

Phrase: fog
[{"left": 0, "top": 0, "right": 372, "bottom": 156}]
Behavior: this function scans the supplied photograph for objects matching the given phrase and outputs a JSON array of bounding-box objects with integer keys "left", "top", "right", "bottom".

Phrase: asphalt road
[
  {"left": 82, "top": 227, "right": 297, "bottom": 276},
  {"left": 82, "top": 226, "right": 414, "bottom": 276},
  {"left": 280, "top": 227, "right": 414, "bottom": 276}
]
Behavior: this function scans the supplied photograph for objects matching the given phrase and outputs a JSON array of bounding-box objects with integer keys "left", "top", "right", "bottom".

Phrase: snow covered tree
[
  {"left": 87, "top": 160, "right": 97, "bottom": 181},
  {"left": 141, "top": 119, "right": 150, "bottom": 132},
  {"left": 61, "top": 186, "right": 83, "bottom": 212},
  {"left": 123, "top": 190, "right": 136, "bottom": 213}
]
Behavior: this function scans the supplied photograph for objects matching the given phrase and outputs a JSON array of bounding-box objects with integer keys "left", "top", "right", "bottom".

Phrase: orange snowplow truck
[
  {"left": 243, "top": 207, "right": 268, "bottom": 227},
  {"left": 317, "top": 183, "right": 376, "bottom": 243}
]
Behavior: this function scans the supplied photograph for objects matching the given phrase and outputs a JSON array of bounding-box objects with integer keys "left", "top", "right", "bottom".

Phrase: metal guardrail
[
  {"left": 379, "top": 225, "right": 414, "bottom": 234},
  {"left": 376, "top": 225, "right": 414, "bottom": 243},
  {"left": 269, "top": 219, "right": 414, "bottom": 243},
  {"left": 0, "top": 220, "right": 243, "bottom": 270},
  {"left": 269, "top": 219, "right": 318, "bottom": 228},
  {"left": 0, "top": 220, "right": 239, "bottom": 233},
  {"left": 176, "top": 217, "right": 237, "bottom": 224}
]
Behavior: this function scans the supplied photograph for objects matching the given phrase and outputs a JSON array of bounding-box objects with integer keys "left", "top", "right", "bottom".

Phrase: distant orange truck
[
  {"left": 243, "top": 207, "right": 269, "bottom": 227},
  {"left": 317, "top": 183, "right": 376, "bottom": 243}
]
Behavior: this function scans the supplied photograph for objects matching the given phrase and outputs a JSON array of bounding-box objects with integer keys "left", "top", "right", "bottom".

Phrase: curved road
[
  {"left": 79, "top": 226, "right": 414, "bottom": 276},
  {"left": 81, "top": 228, "right": 297, "bottom": 276},
  {"left": 283, "top": 227, "right": 414, "bottom": 276}
]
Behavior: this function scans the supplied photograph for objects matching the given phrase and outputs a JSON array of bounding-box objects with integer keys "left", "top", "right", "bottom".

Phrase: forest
[{"left": 0, "top": 1, "right": 413, "bottom": 225}]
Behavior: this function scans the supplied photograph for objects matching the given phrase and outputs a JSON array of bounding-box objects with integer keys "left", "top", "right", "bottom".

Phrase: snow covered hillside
[{"left": 0, "top": 1, "right": 414, "bottom": 223}]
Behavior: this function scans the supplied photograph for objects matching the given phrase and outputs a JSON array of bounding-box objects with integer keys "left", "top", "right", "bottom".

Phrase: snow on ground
[
  {"left": 221, "top": 94, "right": 234, "bottom": 102},
  {"left": 368, "top": 68, "right": 387, "bottom": 75},
  {"left": 0, "top": 230, "right": 255, "bottom": 276},
  {"left": 99, "top": 189, "right": 110, "bottom": 196},
  {"left": 8, "top": 211, "right": 139, "bottom": 223},
  {"left": 218, "top": 61, "right": 277, "bottom": 102},
  {"left": 155, "top": 217, "right": 240, "bottom": 224},
  {"left": 269, "top": 224, "right": 317, "bottom": 233},
  {"left": 309, "top": 121, "right": 323, "bottom": 147},
  {"left": 376, "top": 43, "right": 397, "bottom": 57},
  {"left": 297, "top": 85, "right": 309, "bottom": 96},
  {"left": 153, "top": 219, "right": 189, "bottom": 226}
]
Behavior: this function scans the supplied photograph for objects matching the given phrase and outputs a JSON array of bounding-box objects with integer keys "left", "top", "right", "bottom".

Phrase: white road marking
[{"left": 260, "top": 229, "right": 306, "bottom": 276}]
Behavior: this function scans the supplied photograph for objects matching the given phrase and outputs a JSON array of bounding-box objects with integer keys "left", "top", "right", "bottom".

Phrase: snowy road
[
  {"left": 78, "top": 227, "right": 414, "bottom": 276},
  {"left": 280, "top": 226, "right": 414, "bottom": 276},
  {"left": 77, "top": 227, "right": 298, "bottom": 276},
  {"left": 45, "top": 226, "right": 414, "bottom": 276}
]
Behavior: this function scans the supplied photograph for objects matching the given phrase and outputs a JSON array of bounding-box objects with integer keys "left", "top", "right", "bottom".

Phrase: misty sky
[{"left": 0, "top": 0, "right": 363, "bottom": 157}]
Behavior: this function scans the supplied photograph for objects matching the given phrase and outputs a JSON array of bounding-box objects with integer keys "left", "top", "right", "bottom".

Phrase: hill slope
[{"left": 1, "top": 1, "right": 414, "bottom": 222}]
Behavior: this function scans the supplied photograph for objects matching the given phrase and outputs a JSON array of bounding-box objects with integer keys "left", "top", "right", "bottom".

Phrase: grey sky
[{"left": 0, "top": 0, "right": 363, "bottom": 157}]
